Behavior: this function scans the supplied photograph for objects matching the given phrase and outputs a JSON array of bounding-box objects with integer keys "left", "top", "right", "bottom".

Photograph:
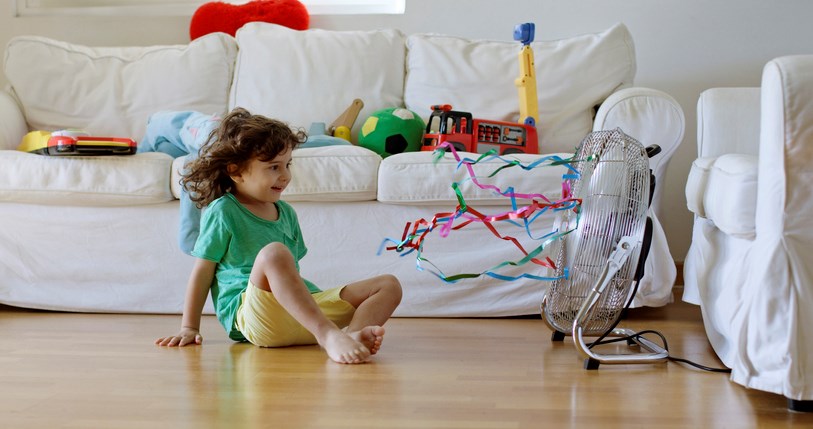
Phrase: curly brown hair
[{"left": 181, "top": 108, "right": 307, "bottom": 208}]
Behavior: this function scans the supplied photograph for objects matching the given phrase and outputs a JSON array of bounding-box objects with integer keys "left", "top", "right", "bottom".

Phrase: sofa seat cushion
[
  {"left": 3, "top": 33, "right": 238, "bottom": 141},
  {"left": 0, "top": 151, "right": 174, "bottom": 206},
  {"left": 405, "top": 23, "right": 636, "bottom": 154},
  {"left": 686, "top": 153, "right": 757, "bottom": 238},
  {"left": 230, "top": 23, "right": 405, "bottom": 142},
  {"left": 378, "top": 151, "right": 573, "bottom": 206},
  {"left": 170, "top": 145, "right": 382, "bottom": 202}
]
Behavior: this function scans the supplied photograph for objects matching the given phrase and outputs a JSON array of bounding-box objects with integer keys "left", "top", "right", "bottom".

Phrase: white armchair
[{"left": 684, "top": 55, "right": 813, "bottom": 411}]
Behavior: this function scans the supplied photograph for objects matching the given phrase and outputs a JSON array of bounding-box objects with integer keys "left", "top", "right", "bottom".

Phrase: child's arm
[{"left": 155, "top": 258, "right": 216, "bottom": 347}]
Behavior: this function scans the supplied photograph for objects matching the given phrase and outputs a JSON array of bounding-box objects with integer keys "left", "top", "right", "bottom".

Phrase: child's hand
[{"left": 155, "top": 328, "right": 203, "bottom": 347}]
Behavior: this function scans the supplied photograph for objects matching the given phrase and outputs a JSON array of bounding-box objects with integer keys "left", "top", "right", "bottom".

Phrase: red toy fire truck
[{"left": 420, "top": 104, "right": 538, "bottom": 155}]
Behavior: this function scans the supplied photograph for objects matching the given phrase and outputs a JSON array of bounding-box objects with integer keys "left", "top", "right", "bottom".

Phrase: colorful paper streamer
[{"left": 379, "top": 143, "right": 586, "bottom": 283}]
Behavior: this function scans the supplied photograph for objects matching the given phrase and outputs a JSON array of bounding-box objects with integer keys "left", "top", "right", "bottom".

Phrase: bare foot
[
  {"left": 320, "top": 329, "right": 371, "bottom": 364},
  {"left": 349, "top": 326, "right": 385, "bottom": 355}
]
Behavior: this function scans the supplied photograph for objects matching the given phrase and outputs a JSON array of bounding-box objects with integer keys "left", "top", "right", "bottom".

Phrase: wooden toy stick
[{"left": 329, "top": 98, "right": 364, "bottom": 137}]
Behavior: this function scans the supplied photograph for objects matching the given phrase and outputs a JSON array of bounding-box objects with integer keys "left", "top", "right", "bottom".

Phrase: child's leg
[
  {"left": 339, "top": 275, "right": 402, "bottom": 354},
  {"left": 249, "top": 243, "right": 370, "bottom": 364}
]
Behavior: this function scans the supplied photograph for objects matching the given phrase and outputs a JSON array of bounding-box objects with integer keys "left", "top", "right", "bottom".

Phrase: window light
[{"left": 14, "top": 0, "right": 405, "bottom": 16}]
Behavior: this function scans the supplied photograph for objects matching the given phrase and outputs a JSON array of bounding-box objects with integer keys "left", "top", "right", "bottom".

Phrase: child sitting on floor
[{"left": 155, "top": 108, "right": 402, "bottom": 364}]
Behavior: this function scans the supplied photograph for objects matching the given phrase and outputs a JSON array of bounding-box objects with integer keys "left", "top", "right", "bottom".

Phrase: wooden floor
[{"left": 1, "top": 295, "right": 811, "bottom": 429}]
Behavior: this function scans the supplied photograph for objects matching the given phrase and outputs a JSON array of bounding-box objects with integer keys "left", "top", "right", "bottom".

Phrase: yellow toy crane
[{"left": 514, "top": 23, "right": 539, "bottom": 127}]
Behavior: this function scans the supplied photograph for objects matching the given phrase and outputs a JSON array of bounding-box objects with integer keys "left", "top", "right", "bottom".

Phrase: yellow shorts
[{"left": 235, "top": 281, "right": 356, "bottom": 347}]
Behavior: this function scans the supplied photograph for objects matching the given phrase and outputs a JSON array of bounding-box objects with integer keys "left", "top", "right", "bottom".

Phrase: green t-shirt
[{"left": 192, "top": 193, "right": 320, "bottom": 341}]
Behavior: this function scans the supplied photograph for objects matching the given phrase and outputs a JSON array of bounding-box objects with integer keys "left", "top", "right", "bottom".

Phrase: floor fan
[{"left": 541, "top": 128, "right": 669, "bottom": 369}]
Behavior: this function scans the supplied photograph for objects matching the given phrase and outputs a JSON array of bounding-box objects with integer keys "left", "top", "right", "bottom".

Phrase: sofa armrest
[
  {"left": 592, "top": 87, "right": 685, "bottom": 216},
  {"left": 0, "top": 89, "right": 27, "bottom": 151},
  {"left": 696, "top": 87, "right": 761, "bottom": 158}
]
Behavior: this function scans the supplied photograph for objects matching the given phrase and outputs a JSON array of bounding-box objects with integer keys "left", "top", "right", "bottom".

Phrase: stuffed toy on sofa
[{"left": 190, "top": 0, "right": 309, "bottom": 40}]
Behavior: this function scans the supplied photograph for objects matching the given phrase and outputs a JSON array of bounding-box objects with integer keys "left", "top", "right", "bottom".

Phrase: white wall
[{"left": 2, "top": 0, "right": 812, "bottom": 260}]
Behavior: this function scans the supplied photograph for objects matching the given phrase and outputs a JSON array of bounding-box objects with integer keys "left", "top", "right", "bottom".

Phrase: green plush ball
[{"left": 358, "top": 108, "right": 425, "bottom": 158}]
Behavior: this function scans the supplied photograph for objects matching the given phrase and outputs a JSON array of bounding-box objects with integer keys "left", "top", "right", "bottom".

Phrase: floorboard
[{"left": 1, "top": 295, "right": 811, "bottom": 428}]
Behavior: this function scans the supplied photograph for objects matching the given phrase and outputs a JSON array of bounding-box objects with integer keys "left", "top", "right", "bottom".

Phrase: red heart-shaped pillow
[{"left": 190, "top": 0, "right": 309, "bottom": 40}]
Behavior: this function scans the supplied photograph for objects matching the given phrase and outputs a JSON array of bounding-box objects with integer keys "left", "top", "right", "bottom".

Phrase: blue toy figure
[{"left": 299, "top": 122, "right": 351, "bottom": 149}]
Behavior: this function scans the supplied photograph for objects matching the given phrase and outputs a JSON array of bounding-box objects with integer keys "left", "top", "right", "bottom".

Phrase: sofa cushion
[
  {"left": 170, "top": 145, "right": 382, "bottom": 202},
  {"left": 404, "top": 23, "right": 635, "bottom": 154},
  {"left": 702, "top": 154, "right": 758, "bottom": 238},
  {"left": 230, "top": 23, "right": 405, "bottom": 141},
  {"left": 0, "top": 151, "right": 174, "bottom": 206},
  {"left": 378, "top": 151, "right": 573, "bottom": 206},
  {"left": 3, "top": 33, "right": 238, "bottom": 142}
]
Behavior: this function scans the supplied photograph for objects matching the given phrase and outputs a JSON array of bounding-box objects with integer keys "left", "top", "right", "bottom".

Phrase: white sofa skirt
[
  {"left": 0, "top": 201, "right": 202, "bottom": 314},
  {"left": 297, "top": 202, "right": 675, "bottom": 317},
  {"left": 0, "top": 199, "right": 675, "bottom": 317}
]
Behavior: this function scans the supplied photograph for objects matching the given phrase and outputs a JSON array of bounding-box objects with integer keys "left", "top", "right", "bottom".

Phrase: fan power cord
[{"left": 589, "top": 329, "right": 732, "bottom": 373}]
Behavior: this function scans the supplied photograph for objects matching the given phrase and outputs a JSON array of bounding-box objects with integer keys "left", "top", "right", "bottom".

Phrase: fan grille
[{"left": 544, "top": 129, "right": 650, "bottom": 335}]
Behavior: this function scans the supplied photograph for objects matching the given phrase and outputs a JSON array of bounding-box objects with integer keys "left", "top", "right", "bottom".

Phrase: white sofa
[
  {"left": 684, "top": 56, "right": 813, "bottom": 409},
  {"left": 0, "top": 22, "right": 684, "bottom": 317}
]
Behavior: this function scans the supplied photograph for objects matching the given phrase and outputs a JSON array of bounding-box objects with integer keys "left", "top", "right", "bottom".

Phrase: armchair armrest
[
  {"left": 592, "top": 87, "right": 685, "bottom": 217},
  {"left": 696, "top": 87, "right": 760, "bottom": 158},
  {"left": 758, "top": 55, "right": 813, "bottom": 231},
  {"left": 0, "top": 89, "right": 27, "bottom": 151},
  {"left": 592, "top": 87, "right": 683, "bottom": 307}
]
